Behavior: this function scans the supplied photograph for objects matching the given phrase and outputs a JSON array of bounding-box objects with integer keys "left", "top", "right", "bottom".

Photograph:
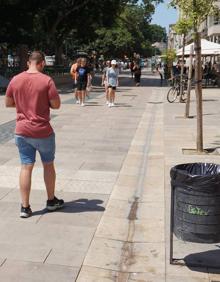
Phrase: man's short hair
[
  {"left": 28, "top": 51, "right": 45, "bottom": 64},
  {"left": 76, "top": 58, "right": 81, "bottom": 64}
]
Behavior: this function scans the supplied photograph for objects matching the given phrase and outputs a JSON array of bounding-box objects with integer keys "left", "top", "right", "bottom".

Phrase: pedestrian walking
[
  {"left": 101, "top": 60, "right": 111, "bottom": 105},
  {"left": 76, "top": 58, "right": 91, "bottom": 106},
  {"left": 106, "top": 60, "right": 119, "bottom": 107},
  {"left": 70, "top": 57, "right": 81, "bottom": 104},
  {"left": 156, "top": 65, "right": 164, "bottom": 86},
  {"left": 133, "top": 62, "right": 141, "bottom": 86},
  {"left": 130, "top": 61, "right": 134, "bottom": 78},
  {"left": 5, "top": 51, "right": 64, "bottom": 218}
]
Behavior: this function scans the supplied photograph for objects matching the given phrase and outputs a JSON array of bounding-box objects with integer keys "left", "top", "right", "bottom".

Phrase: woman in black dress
[{"left": 133, "top": 62, "right": 141, "bottom": 86}]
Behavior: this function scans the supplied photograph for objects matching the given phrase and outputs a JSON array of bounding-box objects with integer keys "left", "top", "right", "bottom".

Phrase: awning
[{"left": 177, "top": 39, "right": 220, "bottom": 56}]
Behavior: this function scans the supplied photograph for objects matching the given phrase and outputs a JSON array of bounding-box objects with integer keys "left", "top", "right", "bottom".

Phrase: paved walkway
[{"left": 0, "top": 71, "right": 220, "bottom": 281}]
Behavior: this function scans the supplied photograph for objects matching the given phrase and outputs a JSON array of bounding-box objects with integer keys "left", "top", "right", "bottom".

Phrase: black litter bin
[{"left": 170, "top": 163, "right": 220, "bottom": 244}]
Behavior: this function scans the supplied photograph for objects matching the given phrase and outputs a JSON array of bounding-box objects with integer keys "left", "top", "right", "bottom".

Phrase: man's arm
[
  {"left": 49, "top": 98, "right": 61, "bottom": 109},
  {"left": 87, "top": 73, "right": 92, "bottom": 86},
  {"left": 48, "top": 79, "right": 61, "bottom": 109},
  {"left": 5, "top": 82, "right": 16, "bottom": 108},
  {"left": 5, "top": 96, "right": 15, "bottom": 107}
]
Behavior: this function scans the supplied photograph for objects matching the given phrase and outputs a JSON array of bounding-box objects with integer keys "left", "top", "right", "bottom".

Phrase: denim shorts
[{"left": 15, "top": 133, "right": 55, "bottom": 165}]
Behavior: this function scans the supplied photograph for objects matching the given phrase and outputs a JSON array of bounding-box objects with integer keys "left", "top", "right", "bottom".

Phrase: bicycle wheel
[{"left": 167, "top": 87, "right": 178, "bottom": 103}]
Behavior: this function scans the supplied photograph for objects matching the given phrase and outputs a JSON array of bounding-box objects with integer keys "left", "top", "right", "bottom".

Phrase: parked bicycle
[{"left": 167, "top": 75, "right": 188, "bottom": 103}]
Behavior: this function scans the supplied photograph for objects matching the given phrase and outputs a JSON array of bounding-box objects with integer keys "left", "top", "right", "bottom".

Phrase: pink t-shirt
[{"left": 6, "top": 71, "right": 60, "bottom": 138}]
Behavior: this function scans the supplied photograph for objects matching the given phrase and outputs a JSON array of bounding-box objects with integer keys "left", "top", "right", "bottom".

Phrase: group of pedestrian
[
  {"left": 70, "top": 58, "right": 119, "bottom": 107},
  {"left": 70, "top": 57, "right": 91, "bottom": 106}
]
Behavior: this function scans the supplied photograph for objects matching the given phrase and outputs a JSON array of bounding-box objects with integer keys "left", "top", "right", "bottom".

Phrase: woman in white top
[
  {"left": 106, "top": 60, "right": 119, "bottom": 107},
  {"left": 101, "top": 60, "right": 111, "bottom": 104}
]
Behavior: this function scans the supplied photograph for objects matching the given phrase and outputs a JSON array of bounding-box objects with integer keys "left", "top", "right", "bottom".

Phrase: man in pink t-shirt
[{"left": 5, "top": 51, "right": 64, "bottom": 218}]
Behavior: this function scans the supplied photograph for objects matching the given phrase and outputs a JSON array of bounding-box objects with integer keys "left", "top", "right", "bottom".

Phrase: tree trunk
[
  {"left": 55, "top": 44, "right": 63, "bottom": 65},
  {"left": 194, "top": 32, "right": 203, "bottom": 152},
  {"left": 180, "top": 34, "right": 186, "bottom": 101},
  {"left": 18, "top": 44, "right": 29, "bottom": 71},
  {"left": 185, "top": 45, "right": 194, "bottom": 118}
]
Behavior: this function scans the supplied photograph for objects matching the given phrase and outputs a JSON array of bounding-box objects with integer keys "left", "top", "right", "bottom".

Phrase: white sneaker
[
  {"left": 108, "top": 103, "right": 112, "bottom": 108},
  {"left": 76, "top": 100, "right": 80, "bottom": 104},
  {"left": 111, "top": 103, "right": 115, "bottom": 107},
  {"left": 81, "top": 103, "right": 85, "bottom": 107}
]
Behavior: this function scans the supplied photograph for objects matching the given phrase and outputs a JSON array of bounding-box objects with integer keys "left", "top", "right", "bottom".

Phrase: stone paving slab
[
  {"left": 84, "top": 238, "right": 124, "bottom": 272},
  {"left": 129, "top": 273, "right": 166, "bottom": 282},
  {"left": 0, "top": 260, "right": 78, "bottom": 282},
  {"left": 38, "top": 208, "right": 103, "bottom": 227},
  {"left": 0, "top": 201, "right": 44, "bottom": 223},
  {"left": 96, "top": 216, "right": 165, "bottom": 243},
  {"left": 0, "top": 242, "right": 50, "bottom": 263},
  {"left": 77, "top": 266, "right": 120, "bottom": 282},
  {"left": 80, "top": 161, "right": 122, "bottom": 172},
  {"left": 0, "top": 187, "right": 13, "bottom": 199},
  {"left": 0, "top": 258, "right": 6, "bottom": 266},
  {"left": 71, "top": 170, "right": 118, "bottom": 182},
  {"left": 45, "top": 248, "right": 86, "bottom": 268}
]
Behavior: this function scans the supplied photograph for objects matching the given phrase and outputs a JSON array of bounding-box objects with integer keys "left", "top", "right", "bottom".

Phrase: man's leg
[
  {"left": 75, "top": 89, "right": 79, "bottom": 102},
  {"left": 78, "top": 90, "right": 82, "bottom": 104},
  {"left": 82, "top": 90, "right": 86, "bottom": 104},
  {"left": 105, "top": 85, "right": 109, "bottom": 102},
  {"left": 43, "top": 162, "right": 56, "bottom": 200},
  {"left": 112, "top": 89, "right": 116, "bottom": 103},
  {"left": 19, "top": 164, "right": 34, "bottom": 208},
  {"left": 109, "top": 88, "right": 113, "bottom": 103}
]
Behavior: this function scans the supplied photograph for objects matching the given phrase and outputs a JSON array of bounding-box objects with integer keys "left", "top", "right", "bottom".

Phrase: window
[{"left": 214, "top": 12, "right": 220, "bottom": 25}]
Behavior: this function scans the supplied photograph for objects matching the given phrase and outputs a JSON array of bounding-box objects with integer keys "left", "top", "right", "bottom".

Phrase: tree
[
  {"left": 163, "top": 49, "right": 176, "bottom": 78},
  {"left": 147, "top": 24, "right": 167, "bottom": 43},
  {"left": 171, "top": 0, "right": 218, "bottom": 152},
  {"left": 174, "top": 18, "right": 193, "bottom": 102},
  {"left": 89, "top": 2, "right": 165, "bottom": 58},
  {"left": 0, "top": 0, "right": 164, "bottom": 64}
]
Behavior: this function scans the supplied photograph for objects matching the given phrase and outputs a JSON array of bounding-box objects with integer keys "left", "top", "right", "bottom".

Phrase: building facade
[
  {"left": 168, "top": 24, "right": 182, "bottom": 51},
  {"left": 185, "top": 1, "right": 220, "bottom": 44}
]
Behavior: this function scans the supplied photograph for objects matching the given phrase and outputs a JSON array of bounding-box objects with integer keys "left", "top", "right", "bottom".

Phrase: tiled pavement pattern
[
  {"left": 0, "top": 72, "right": 151, "bottom": 281},
  {"left": 0, "top": 72, "right": 220, "bottom": 281},
  {"left": 0, "top": 120, "right": 15, "bottom": 144}
]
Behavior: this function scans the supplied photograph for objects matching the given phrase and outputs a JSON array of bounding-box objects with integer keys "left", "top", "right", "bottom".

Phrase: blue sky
[{"left": 151, "top": 0, "right": 178, "bottom": 31}]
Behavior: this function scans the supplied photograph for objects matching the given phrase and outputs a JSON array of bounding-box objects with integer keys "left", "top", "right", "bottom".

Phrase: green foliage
[
  {"left": 170, "top": 0, "right": 218, "bottom": 30},
  {"left": 174, "top": 18, "right": 193, "bottom": 35},
  {"left": 147, "top": 24, "right": 167, "bottom": 42},
  {"left": 162, "top": 49, "right": 176, "bottom": 64},
  {"left": 90, "top": 4, "right": 166, "bottom": 57},
  {"left": 0, "top": 0, "right": 165, "bottom": 58}
]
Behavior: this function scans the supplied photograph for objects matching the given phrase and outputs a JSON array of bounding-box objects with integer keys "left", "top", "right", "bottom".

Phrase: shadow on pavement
[
  {"left": 115, "top": 103, "right": 132, "bottom": 108},
  {"left": 184, "top": 248, "right": 220, "bottom": 272},
  {"left": 147, "top": 101, "right": 163, "bottom": 104},
  {"left": 32, "top": 199, "right": 105, "bottom": 216}
]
